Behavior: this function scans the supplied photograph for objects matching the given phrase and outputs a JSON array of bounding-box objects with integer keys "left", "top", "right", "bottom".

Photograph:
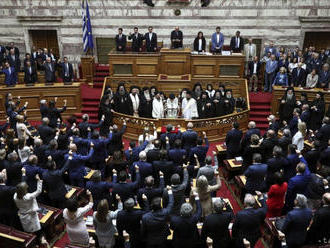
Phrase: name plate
[{"left": 219, "top": 65, "right": 240, "bottom": 76}]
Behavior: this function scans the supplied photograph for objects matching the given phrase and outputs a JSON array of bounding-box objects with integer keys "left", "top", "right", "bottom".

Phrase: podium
[{"left": 159, "top": 48, "right": 191, "bottom": 75}]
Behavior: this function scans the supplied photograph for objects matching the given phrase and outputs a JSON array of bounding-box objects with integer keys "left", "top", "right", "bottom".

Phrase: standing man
[
  {"left": 211, "top": 27, "right": 224, "bottom": 53},
  {"left": 152, "top": 91, "right": 164, "bottom": 119},
  {"left": 264, "top": 54, "right": 278, "bottom": 92},
  {"left": 230, "top": 31, "right": 244, "bottom": 53},
  {"left": 59, "top": 57, "right": 74, "bottom": 84},
  {"left": 144, "top": 26, "right": 158, "bottom": 52},
  {"left": 7, "top": 48, "right": 21, "bottom": 76},
  {"left": 171, "top": 26, "right": 183, "bottom": 49},
  {"left": 128, "top": 27, "right": 143, "bottom": 52},
  {"left": 0, "top": 61, "right": 17, "bottom": 87},
  {"left": 248, "top": 56, "right": 261, "bottom": 92},
  {"left": 43, "top": 57, "right": 56, "bottom": 84},
  {"left": 24, "top": 60, "right": 38, "bottom": 86},
  {"left": 115, "top": 28, "right": 127, "bottom": 52},
  {"left": 244, "top": 38, "right": 257, "bottom": 75},
  {"left": 182, "top": 90, "right": 198, "bottom": 120}
]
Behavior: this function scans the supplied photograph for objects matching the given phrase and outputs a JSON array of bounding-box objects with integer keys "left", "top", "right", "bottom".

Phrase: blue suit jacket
[
  {"left": 282, "top": 208, "right": 312, "bottom": 247},
  {"left": 86, "top": 178, "right": 116, "bottom": 210},
  {"left": 65, "top": 149, "right": 94, "bottom": 178},
  {"left": 318, "top": 70, "right": 330, "bottom": 87},
  {"left": 272, "top": 72, "right": 288, "bottom": 86},
  {"left": 265, "top": 60, "right": 278, "bottom": 73},
  {"left": 24, "top": 163, "right": 45, "bottom": 192},
  {"left": 189, "top": 138, "right": 209, "bottom": 166},
  {"left": 89, "top": 133, "right": 112, "bottom": 162},
  {"left": 285, "top": 157, "right": 311, "bottom": 211},
  {"left": 124, "top": 141, "right": 148, "bottom": 163},
  {"left": 244, "top": 163, "right": 267, "bottom": 193},
  {"left": 211, "top": 32, "right": 224, "bottom": 51},
  {"left": 182, "top": 129, "right": 198, "bottom": 152},
  {"left": 225, "top": 128, "right": 243, "bottom": 156},
  {"left": 264, "top": 46, "right": 277, "bottom": 55},
  {"left": 168, "top": 148, "right": 186, "bottom": 167},
  {"left": 289, "top": 116, "right": 299, "bottom": 136},
  {"left": 1, "top": 67, "right": 17, "bottom": 85}
]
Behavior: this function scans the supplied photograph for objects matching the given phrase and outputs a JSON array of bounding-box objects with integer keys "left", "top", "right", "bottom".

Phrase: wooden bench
[
  {"left": 38, "top": 204, "right": 63, "bottom": 242},
  {"left": 0, "top": 224, "right": 37, "bottom": 248}
]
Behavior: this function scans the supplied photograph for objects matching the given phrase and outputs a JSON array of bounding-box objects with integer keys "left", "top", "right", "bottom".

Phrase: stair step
[
  {"left": 256, "top": 123, "right": 270, "bottom": 129},
  {"left": 250, "top": 104, "right": 271, "bottom": 110},
  {"left": 82, "top": 107, "right": 99, "bottom": 112},
  {"left": 95, "top": 66, "right": 109, "bottom": 71},
  {"left": 93, "top": 77, "right": 105, "bottom": 82},
  {"left": 82, "top": 101, "right": 100, "bottom": 106},
  {"left": 95, "top": 72, "right": 109, "bottom": 77},
  {"left": 249, "top": 111, "right": 271, "bottom": 116},
  {"left": 249, "top": 117, "right": 269, "bottom": 123}
]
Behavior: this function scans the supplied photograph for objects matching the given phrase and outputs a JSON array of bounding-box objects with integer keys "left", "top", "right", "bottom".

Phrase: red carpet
[{"left": 249, "top": 92, "right": 272, "bottom": 134}]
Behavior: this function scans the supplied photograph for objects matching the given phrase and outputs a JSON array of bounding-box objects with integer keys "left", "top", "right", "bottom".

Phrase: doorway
[
  {"left": 29, "top": 30, "right": 60, "bottom": 57},
  {"left": 303, "top": 32, "right": 330, "bottom": 50}
]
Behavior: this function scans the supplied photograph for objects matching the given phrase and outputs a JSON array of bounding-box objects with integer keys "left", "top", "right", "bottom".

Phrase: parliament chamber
[{"left": 1, "top": 0, "right": 330, "bottom": 248}]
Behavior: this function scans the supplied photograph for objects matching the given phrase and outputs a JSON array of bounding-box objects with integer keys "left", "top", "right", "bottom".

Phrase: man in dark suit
[
  {"left": 306, "top": 192, "right": 330, "bottom": 245},
  {"left": 281, "top": 194, "right": 312, "bottom": 248},
  {"left": 230, "top": 30, "right": 244, "bottom": 53},
  {"left": 241, "top": 121, "right": 261, "bottom": 149},
  {"left": 117, "top": 197, "right": 150, "bottom": 248},
  {"left": 232, "top": 193, "right": 267, "bottom": 247},
  {"left": 0, "top": 45, "right": 6, "bottom": 64},
  {"left": 42, "top": 156, "right": 71, "bottom": 208},
  {"left": 248, "top": 56, "right": 261, "bottom": 92},
  {"left": 152, "top": 150, "right": 174, "bottom": 186},
  {"left": 59, "top": 57, "right": 74, "bottom": 83},
  {"left": 0, "top": 170, "right": 20, "bottom": 227},
  {"left": 37, "top": 117, "right": 56, "bottom": 145},
  {"left": 7, "top": 48, "right": 20, "bottom": 74},
  {"left": 24, "top": 60, "right": 37, "bottom": 85},
  {"left": 78, "top": 114, "right": 104, "bottom": 138},
  {"left": 143, "top": 0, "right": 155, "bottom": 7},
  {"left": 189, "top": 132, "right": 209, "bottom": 167},
  {"left": 147, "top": 139, "right": 162, "bottom": 163},
  {"left": 137, "top": 172, "right": 164, "bottom": 209},
  {"left": 315, "top": 117, "right": 330, "bottom": 150},
  {"left": 160, "top": 124, "right": 181, "bottom": 149},
  {"left": 244, "top": 153, "right": 267, "bottom": 193},
  {"left": 171, "top": 26, "right": 183, "bottom": 49},
  {"left": 291, "top": 62, "right": 307, "bottom": 87},
  {"left": 43, "top": 57, "right": 56, "bottom": 84},
  {"left": 278, "top": 129, "right": 292, "bottom": 156},
  {"left": 115, "top": 28, "right": 127, "bottom": 52},
  {"left": 6, "top": 42, "right": 19, "bottom": 57},
  {"left": 201, "top": 198, "right": 234, "bottom": 248},
  {"left": 144, "top": 26, "right": 157, "bottom": 52},
  {"left": 260, "top": 130, "right": 279, "bottom": 162},
  {"left": 284, "top": 156, "right": 311, "bottom": 212},
  {"left": 112, "top": 166, "right": 141, "bottom": 202},
  {"left": 168, "top": 139, "right": 186, "bottom": 167},
  {"left": 141, "top": 187, "right": 174, "bottom": 248},
  {"left": 266, "top": 146, "right": 288, "bottom": 188},
  {"left": 170, "top": 191, "right": 202, "bottom": 248},
  {"left": 320, "top": 139, "right": 330, "bottom": 168},
  {"left": 225, "top": 121, "right": 243, "bottom": 158},
  {"left": 5, "top": 152, "right": 22, "bottom": 187},
  {"left": 124, "top": 141, "right": 148, "bottom": 164},
  {"left": 23, "top": 53, "right": 35, "bottom": 67},
  {"left": 0, "top": 61, "right": 17, "bottom": 86},
  {"left": 318, "top": 63, "right": 330, "bottom": 88},
  {"left": 128, "top": 27, "right": 144, "bottom": 52},
  {"left": 182, "top": 122, "right": 198, "bottom": 154}
]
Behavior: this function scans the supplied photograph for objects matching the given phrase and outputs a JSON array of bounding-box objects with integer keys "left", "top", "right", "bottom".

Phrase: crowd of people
[
  {"left": 98, "top": 82, "right": 244, "bottom": 121},
  {"left": 0, "top": 83, "right": 329, "bottom": 248},
  {"left": 0, "top": 42, "right": 74, "bottom": 86}
]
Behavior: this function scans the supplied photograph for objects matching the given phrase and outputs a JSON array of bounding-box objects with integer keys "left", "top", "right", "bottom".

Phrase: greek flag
[{"left": 82, "top": 0, "right": 94, "bottom": 52}]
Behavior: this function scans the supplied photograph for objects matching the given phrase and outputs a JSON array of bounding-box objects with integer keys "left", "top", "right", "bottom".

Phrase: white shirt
[
  {"left": 198, "top": 39, "right": 202, "bottom": 51},
  {"left": 152, "top": 98, "right": 164, "bottom": 119},
  {"left": 182, "top": 98, "right": 198, "bottom": 119},
  {"left": 236, "top": 37, "right": 240, "bottom": 48},
  {"left": 149, "top": 32, "right": 153, "bottom": 41},
  {"left": 216, "top": 34, "right": 220, "bottom": 44},
  {"left": 253, "top": 62, "right": 257, "bottom": 74},
  {"left": 292, "top": 131, "right": 304, "bottom": 151},
  {"left": 14, "top": 180, "right": 42, "bottom": 233}
]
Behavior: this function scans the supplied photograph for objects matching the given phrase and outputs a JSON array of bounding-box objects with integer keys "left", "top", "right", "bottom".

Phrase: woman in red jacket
[{"left": 266, "top": 172, "right": 288, "bottom": 217}]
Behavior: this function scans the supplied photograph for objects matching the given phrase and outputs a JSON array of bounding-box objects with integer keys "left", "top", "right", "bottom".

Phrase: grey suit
[{"left": 44, "top": 62, "right": 56, "bottom": 82}]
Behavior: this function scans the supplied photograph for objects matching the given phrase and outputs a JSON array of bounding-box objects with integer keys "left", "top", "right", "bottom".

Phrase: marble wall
[{"left": 0, "top": 0, "right": 329, "bottom": 65}]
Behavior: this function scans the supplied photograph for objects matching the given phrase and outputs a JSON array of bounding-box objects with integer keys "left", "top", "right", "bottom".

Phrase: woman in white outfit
[
  {"left": 14, "top": 170, "right": 43, "bottom": 235},
  {"left": 93, "top": 196, "right": 123, "bottom": 248},
  {"left": 63, "top": 190, "right": 94, "bottom": 246},
  {"left": 292, "top": 121, "right": 306, "bottom": 152}
]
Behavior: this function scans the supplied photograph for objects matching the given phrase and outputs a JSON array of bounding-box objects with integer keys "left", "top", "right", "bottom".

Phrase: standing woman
[
  {"left": 310, "top": 92, "right": 325, "bottom": 131},
  {"left": 193, "top": 31, "right": 206, "bottom": 52},
  {"left": 93, "top": 196, "right": 123, "bottom": 248},
  {"left": 266, "top": 172, "right": 288, "bottom": 217},
  {"left": 63, "top": 190, "right": 94, "bottom": 246},
  {"left": 14, "top": 171, "right": 43, "bottom": 238},
  {"left": 292, "top": 122, "right": 307, "bottom": 152}
]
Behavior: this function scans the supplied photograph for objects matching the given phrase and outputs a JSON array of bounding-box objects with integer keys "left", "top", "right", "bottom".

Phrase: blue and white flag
[{"left": 82, "top": 0, "right": 94, "bottom": 52}]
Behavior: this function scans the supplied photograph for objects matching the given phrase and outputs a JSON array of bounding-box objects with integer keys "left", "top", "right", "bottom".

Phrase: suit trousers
[
  {"left": 264, "top": 72, "right": 275, "bottom": 92},
  {"left": 249, "top": 74, "right": 258, "bottom": 91}
]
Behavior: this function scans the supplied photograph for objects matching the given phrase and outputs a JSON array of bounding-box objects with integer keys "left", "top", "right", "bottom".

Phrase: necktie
[
  {"left": 297, "top": 69, "right": 300, "bottom": 76},
  {"left": 29, "top": 67, "right": 32, "bottom": 74},
  {"left": 9, "top": 68, "right": 11, "bottom": 75}
]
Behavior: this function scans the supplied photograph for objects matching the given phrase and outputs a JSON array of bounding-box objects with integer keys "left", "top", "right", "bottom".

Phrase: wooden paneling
[
  {"left": 271, "top": 86, "right": 330, "bottom": 116},
  {"left": 0, "top": 83, "right": 82, "bottom": 121},
  {"left": 80, "top": 56, "right": 95, "bottom": 83},
  {"left": 96, "top": 38, "right": 116, "bottom": 64},
  {"left": 108, "top": 49, "right": 245, "bottom": 79}
]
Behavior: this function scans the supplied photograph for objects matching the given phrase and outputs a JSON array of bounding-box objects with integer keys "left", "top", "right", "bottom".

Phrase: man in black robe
[
  {"left": 212, "top": 90, "right": 224, "bottom": 117},
  {"left": 113, "top": 83, "right": 132, "bottom": 115},
  {"left": 279, "top": 87, "right": 296, "bottom": 125},
  {"left": 223, "top": 89, "right": 235, "bottom": 115},
  {"left": 139, "top": 87, "right": 153, "bottom": 118},
  {"left": 197, "top": 92, "right": 212, "bottom": 119}
]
